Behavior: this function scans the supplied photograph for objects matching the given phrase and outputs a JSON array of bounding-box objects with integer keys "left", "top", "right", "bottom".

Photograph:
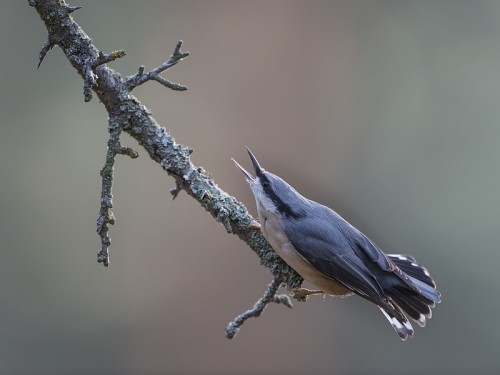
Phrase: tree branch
[{"left": 30, "top": 0, "right": 303, "bottom": 335}]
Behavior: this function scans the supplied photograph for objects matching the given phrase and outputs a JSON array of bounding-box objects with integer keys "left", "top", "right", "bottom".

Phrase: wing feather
[{"left": 285, "top": 208, "right": 387, "bottom": 302}]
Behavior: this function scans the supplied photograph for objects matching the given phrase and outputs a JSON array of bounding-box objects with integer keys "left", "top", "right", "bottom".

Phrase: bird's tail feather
[
  {"left": 389, "top": 254, "right": 436, "bottom": 288},
  {"left": 379, "top": 306, "right": 414, "bottom": 340},
  {"left": 380, "top": 254, "right": 441, "bottom": 338},
  {"left": 388, "top": 254, "right": 441, "bottom": 304}
]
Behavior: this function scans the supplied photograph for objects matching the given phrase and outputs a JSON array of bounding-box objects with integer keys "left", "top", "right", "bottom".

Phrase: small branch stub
[
  {"left": 170, "top": 181, "right": 183, "bottom": 200},
  {"left": 117, "top": 146, "right": 139, "bottom": 159},
  {"left": 37, "top": 36, "right": 55, "bottom": 68},
  {"left": 65, "top": 5, "right": 82, "bottom": 14},
  {"left": 92, "top": 50, "right": 126, "bottom": 69},
  {"left": 82, "top": 63, "right": 97, "bottom": 102},
  {"left": 272, "top": 293, "right": 294, "bottom": 308}
]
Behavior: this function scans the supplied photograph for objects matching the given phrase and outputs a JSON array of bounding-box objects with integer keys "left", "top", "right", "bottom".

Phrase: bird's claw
[
  {"left": 291, "top": 288, "right": 324, "bottom": 302},
  {"left": 250, "top": 220, "right": 261, "bottom": 230}
]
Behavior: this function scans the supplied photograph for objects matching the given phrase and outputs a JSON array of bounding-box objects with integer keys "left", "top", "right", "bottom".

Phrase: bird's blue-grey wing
[
  {"left": 284, "top": 213, "right": 387, "bottom": 300},
  {"left": 284, "top": 206, "right": 419, "bottom": 302}
]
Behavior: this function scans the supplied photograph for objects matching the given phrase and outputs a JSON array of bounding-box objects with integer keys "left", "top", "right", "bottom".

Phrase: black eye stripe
[{"left": 260, "top": 174, "right": 301, "bottom": 219}]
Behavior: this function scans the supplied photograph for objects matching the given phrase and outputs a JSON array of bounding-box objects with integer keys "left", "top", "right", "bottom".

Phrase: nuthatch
[{"left": 233, "top": 147, "right": 441, "bottom": 340}]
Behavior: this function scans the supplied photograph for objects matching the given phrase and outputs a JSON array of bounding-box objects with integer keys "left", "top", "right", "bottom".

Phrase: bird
[{"left": 232, "top": 147, "right": 441, "bottom": 340}]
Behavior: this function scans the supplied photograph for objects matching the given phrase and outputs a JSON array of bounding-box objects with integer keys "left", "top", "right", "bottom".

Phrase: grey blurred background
[{"left": 1, "top": 1, "right": 499, "bottom": 374}]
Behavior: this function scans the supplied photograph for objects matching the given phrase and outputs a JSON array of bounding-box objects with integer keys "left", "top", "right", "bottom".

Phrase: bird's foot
[
  {"left": 291, "top": 288, "right": 324, "bottom": 302},
  {"left": 250, "top": 220, "right": 261, "bottom": 230}
]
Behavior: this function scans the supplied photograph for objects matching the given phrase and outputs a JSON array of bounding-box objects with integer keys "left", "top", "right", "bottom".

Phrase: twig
[
  {"left": 96, "top": 117, "right": 138, "bottom": 266},
  {"left": 225, "top": 278, "right": 292, "bottom": 339},
  {"left": 125, "top": 40, "right": 190, "bottom": 91}
]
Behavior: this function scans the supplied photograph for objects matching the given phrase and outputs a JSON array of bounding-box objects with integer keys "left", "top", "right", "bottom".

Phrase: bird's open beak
[
  {"left": 232, "top": 158, "right": 254, "bottom": 182},
  {"left": 232, "top": 147, "right": 264, "bottom": 182},
  {"left": 246, "top": 147, "right": 264, "bottom": 175}
]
